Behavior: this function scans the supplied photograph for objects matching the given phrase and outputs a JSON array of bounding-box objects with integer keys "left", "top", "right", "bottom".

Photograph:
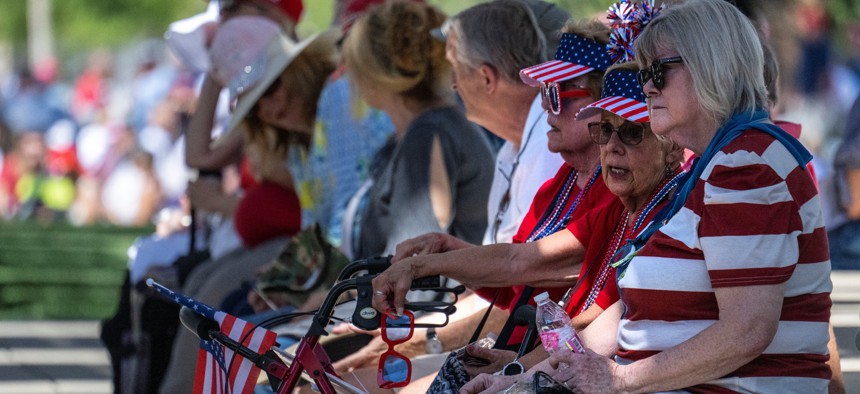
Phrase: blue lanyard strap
[{"left": 613, "top": 108, "right": 813, "bottom": 277}]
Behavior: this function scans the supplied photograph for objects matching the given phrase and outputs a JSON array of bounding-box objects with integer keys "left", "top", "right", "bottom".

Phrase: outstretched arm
[
  {"left": 372, "top": 229, "right": 584, "bottom": 315},
  {"left": 391, "top": 232, "right": 476, "bottom": 263}
]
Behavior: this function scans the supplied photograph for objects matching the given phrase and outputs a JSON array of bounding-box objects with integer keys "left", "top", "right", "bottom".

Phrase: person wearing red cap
[{"left": 219, "top": 0, "right": 303, "bottom": 38}]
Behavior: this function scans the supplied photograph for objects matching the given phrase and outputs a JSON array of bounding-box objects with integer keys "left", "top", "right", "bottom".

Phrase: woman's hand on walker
[{"left": 371, "top": 260, "right": 417, "bottom": 316}]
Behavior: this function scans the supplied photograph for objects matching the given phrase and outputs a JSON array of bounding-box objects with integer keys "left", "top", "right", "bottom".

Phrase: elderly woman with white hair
[{"left": 481, "top": 0, "right": 832, "bottom": 392}]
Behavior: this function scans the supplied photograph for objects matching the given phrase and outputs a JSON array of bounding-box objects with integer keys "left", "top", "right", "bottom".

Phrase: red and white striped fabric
[
  {"left": 617, "top": 131, "right": 832, "bottom": 392},
  {"left": 519, "top": 60, "right": 593, "bottom": 87},
  {"left": 576, "top": 96, "right": 648, "bottom": 123},
  {"left": 194, "top": 311, "right": 278, "bottom": 394}
]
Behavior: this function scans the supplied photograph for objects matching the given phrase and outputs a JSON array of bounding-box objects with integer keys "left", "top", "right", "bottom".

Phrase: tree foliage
[
  {"left": 0, "top": 0, "right": 617, "bottom": 54},
  {"left": 0, "top": 0, "right": 205, "bottom": 55}
]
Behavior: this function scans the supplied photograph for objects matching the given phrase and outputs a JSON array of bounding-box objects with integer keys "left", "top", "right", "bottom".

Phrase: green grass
[{"left": 0, "top": 222, "right": 152, "bottom": 320}]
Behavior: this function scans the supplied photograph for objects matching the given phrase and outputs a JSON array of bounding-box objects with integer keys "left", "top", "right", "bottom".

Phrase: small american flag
[{"left": 147, "top": 279, "right": 278, "bottom": 394}]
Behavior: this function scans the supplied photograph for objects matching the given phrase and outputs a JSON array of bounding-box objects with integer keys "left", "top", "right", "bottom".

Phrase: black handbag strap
[
  {"left": 468, "top": 289, "right": 500, "bottom": 344},
  {"left": 494, "top": 286, "right": 534, "bottom": 350}
]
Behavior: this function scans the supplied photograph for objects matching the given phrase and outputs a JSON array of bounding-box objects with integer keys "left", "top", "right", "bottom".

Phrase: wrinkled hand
[
  {"left": 331, "top": 335, "right": 387, "bottom": 374},
  {"left": 392, "top": 232, "right": 453, "bottom": 263},
  {"left": 462, "top": 345, "right": 517, "bottom": 379},
  {"left": 459, "top": 373, "right": 521, "bottom": 394},
  {"left": 547, "top": 348, "right": 624, "bottom": 394},
  {"left": 371, "top": 259, "right": 419, "bottom": 316}
]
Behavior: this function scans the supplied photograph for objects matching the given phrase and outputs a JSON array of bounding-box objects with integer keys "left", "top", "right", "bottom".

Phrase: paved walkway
[
  {"left": 1, "top": 271, "right": 859, "bottom": 393},
  {"left": 0, "top": 321, "right": 110, "bottom": 394}
]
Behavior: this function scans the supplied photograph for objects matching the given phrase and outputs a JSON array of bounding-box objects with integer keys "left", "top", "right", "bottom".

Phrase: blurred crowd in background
[
  {"left": 0, "top": 37, "right": 195, "bottom": 226},
  {"left": 0, "top": 0, "right": 858, "bottom": 230}
]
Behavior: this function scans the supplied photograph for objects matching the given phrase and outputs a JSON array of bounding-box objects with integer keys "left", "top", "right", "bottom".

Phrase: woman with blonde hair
[
  {"left": 341, "top": 0, "right": 494, "bottom": 259},
  {"left": 160, "top": 28, "right": 341, "bottom": 394}
]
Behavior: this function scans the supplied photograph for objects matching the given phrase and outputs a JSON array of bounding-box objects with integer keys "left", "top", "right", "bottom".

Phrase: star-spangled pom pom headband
[
  {"left": 607, "top": 0, "right": 637, "bottom": 28},
  {"left": 636, "top": 0, "right": 664, "bottom": 27},
  {"left": 606, "top": 0, "right": 665, "bottom": 64},
  {"left": 576, "top": 0, "right": 665, "bottom": 123}
]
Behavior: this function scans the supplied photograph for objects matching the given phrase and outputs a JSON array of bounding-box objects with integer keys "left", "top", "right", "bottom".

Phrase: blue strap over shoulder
[{"left": 620, "top": 108, "right": 812, "bottom": 267}]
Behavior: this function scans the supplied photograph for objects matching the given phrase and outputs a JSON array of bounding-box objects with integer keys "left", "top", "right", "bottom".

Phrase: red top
[
  {"left": 566, "top": 198, "right": 625, "bottom": 315},
  {"left": 234, "top": 180, "right": 301, "bottom": 248},
  {"left": 565, "top": 182, "right": 676, "bottom": 317},
  {"left": 474, "top": 164, "right": 616, "bottom": 346},
  {"left": 239, "top": 157, "right": 259, "bottom": 191}
]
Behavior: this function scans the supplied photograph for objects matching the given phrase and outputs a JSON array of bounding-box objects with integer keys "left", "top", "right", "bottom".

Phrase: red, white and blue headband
[
  {"left": 519, "top": 33, "right": 612, "bottom": 87},
  {"left": 577, "top": 0, "right": 663, "bottom": 123},
  {"left": 576, "top": 69, "right": 648, "bottom": 122}
]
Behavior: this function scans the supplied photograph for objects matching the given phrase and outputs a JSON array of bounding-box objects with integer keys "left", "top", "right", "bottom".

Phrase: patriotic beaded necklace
[
  {"left": 525, "top": 166, "right": 602, "bottom": 243},
  {"left": 580, "top": 168, "right": 685, "bottom": 312}
]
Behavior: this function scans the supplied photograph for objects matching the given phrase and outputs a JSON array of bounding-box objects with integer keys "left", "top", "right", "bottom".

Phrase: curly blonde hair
[{"left": 342, "top": 0, "right": 449, "bottom": 104}]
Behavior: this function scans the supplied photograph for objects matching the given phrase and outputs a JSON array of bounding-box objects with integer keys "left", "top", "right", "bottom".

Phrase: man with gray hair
[
  {"left": 445, "top": 0, "right": 566, "bottom": 247},
  {"left": 331, "top": 0, "right": 568, "bottom": 390}
]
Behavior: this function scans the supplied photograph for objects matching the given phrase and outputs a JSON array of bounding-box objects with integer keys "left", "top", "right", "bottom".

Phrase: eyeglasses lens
[
  {"left": 637, "top": 63, "right": 664, "bottom": 90},
  {"left": 638, "top": 57, "right": 682, "bottom": 90},
  {"left": 588, "top": 122, "right": 645, "bottom": 146},
  {"left": 637, "top": 69, "right": 650, "bottom": 88},
  {"left": 548, "top": 84, "right": 561, "bottom": 115},
  {"left": 651, "top": 62, "right": 665, "bottom": 90},
  {"left": 383, "top": 314, "right": 412, "bottom": 342},
  {"left": 618, "top": 123, "right": 644, "bottom": 145},
  {"left": 381, "top": 355, "right": 410, "bottom": 384}
]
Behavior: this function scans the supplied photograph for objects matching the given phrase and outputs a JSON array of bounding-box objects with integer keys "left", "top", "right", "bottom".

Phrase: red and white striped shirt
[{"left": 617, "top": 131, "right": 832, "bottom": 393}]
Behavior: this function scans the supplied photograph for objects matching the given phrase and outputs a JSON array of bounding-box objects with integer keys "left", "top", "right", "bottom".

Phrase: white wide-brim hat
[
  {"left": 164, "top": 1, "right": 220, "bottom": 74},
  {"left": 212, "top": 30, "right": 330, "bottom": 146}
]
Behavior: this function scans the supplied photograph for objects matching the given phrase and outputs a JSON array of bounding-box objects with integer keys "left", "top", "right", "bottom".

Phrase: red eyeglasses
[
  {"left": 377, "top": 311, "right": 414, "bottom": 389},
  {"left": 541, "top": 82, "right": 591, "bottom": 115}
]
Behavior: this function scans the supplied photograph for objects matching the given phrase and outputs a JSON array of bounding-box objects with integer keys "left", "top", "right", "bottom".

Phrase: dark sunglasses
[
  {"left": 588, "top": 121, "right": 649, "bottom": 146},
  {"left": 377, "top": 311, "right": 414, "bottom": 389},
  {"left": 541, "top": 82, "right": 591, "bottom": 115},
  {"left": 637, "top": 56, "right": 683, "bottom": 90}
]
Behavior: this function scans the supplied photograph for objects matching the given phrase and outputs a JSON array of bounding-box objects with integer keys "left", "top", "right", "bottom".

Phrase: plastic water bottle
[{"left": 534, "top": 291, "right": 584, "bottom": 355}]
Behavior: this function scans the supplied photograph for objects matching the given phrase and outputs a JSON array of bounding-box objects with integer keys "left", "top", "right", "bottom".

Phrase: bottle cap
[{"left": 534, "top": 291, "right": 550, "bottom": 303}]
